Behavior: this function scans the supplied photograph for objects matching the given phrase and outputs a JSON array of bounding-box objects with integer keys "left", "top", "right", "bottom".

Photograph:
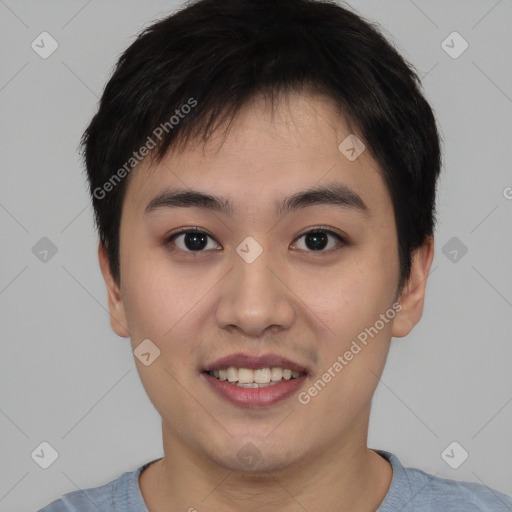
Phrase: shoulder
[
  {"left": 36, "top": 478, "right": 115, "bottom": 512},
  {"left": 36, "top": 459, "right": 158, "bottom": 512},
  {"left": 377, "top": 450, "right": 512, "bottom": 512},
  {"left": 405, "top": 466, "right": 512, "bottom": 511}
]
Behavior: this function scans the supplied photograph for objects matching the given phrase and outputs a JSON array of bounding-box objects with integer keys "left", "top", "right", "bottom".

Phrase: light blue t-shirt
[{"left": 37, "top": 450, "right": 512, "bottom": 511}]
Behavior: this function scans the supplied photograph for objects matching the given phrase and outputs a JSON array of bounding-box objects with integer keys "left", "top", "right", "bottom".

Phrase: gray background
[{"left": 1, "top": 0, "right": 511, "bottom": 510}]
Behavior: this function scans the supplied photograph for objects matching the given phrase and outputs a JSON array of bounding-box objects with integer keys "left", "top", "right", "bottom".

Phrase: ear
[
  {"left": 392, "top": 236, "right": 435, "bottom": 339},
  {"left": 98, "top": 243, "right": 130, "bottom": 338}
]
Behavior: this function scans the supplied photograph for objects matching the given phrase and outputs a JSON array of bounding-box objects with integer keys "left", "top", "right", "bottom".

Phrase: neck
[{"left": 140, "top": 418, "right": 392, "bottom": 512}]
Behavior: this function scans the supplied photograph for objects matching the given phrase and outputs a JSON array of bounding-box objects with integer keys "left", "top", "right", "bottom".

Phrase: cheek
[
  {"left": 290, "top": 258, "right": 393, "bottom": 339},
  {"left": 290, "top": 246, "right": 397, "bottom": 395},
  {"left": 119, "top": 236, "right": 192, "bottom": 332},
  {"left": 122, "top": 273, "right": 194, "bottom": 340},
  {"left": 120, "top": 257, "right": 214, "bottom": 381},
  {"left": 121, "top": 267, "right": 201, "bottom": 401}
]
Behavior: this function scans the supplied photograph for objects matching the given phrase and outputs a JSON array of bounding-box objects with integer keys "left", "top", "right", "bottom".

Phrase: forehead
[{"left": 124, "top": 92, "right": 393, "bottom": 222}]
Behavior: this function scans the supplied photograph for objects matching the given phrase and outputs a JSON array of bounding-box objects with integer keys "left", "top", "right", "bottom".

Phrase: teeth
[
  {"left": 254, "top": 368, "right": 271, "bottom": 384},
  {"left": 226, "top": 367, "right": 237, "bottom": 383},
  {"left": 238, "top": 368, "right": 254, "bottom": 384},
  {"left": 209, "top": 367, "right": 303, "bottom": 385},
  {"left": 271, "top": 367, "right": 283, "bottom": 381}
]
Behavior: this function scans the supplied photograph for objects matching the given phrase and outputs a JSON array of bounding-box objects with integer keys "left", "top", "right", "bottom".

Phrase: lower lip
[{"left": 202, "top": 372, "right": 307, "bottom": 408}]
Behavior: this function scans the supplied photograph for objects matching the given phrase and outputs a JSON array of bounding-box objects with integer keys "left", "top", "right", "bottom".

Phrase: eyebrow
[{"left": 144, "top": 182, "right": 370, "bottom": 220}]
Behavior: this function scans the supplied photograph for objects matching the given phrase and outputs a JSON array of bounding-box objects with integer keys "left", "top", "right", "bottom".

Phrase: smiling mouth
[{"left": 204, "top": 367, "right": 305, "bottom": 388}]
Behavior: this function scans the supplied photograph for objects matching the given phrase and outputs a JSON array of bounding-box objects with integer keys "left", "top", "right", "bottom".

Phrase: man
[{"left": 38, "top": 0, "right": 512, "bottom": 510}]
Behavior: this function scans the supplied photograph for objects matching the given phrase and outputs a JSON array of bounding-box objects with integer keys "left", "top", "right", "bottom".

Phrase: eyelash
[{"left": 164, "top": 226, "right": 346, "bottom": 256}]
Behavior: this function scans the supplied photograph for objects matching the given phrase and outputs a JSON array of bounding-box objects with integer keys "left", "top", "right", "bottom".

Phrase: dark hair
[{"left": 81, "top": 0, "right": 442, "bottom": 298}]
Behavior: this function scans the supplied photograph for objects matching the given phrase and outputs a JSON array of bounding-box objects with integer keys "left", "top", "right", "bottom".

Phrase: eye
[
  {"left": 165, "top": 226, "right": 346, "bottom": 255},
  {"left": 166, "top": 227, "right": 221, "bottom": 254},
  {"left": 291, "top": 227, "right": 346, "bottom": 252}
]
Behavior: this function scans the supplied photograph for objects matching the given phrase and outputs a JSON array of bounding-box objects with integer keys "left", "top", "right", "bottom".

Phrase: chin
[{"left": 203, "top": 434, "right": 305, "bottom": 474}]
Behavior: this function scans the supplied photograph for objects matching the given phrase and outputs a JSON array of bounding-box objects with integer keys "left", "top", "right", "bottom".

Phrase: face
[{"left": 100, "top": 91, "right": 433, "bottom": 473}]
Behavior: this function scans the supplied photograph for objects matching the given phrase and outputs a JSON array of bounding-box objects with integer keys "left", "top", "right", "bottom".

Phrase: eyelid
[
  {"left": 295, "top": 225, "right": 346, "bottom": 241},
  {"left": 167, "top": 226, "right": 212, "bottom": 238},
  {"left": 165, "top": 226, "right": 219, "bottom": 246}
]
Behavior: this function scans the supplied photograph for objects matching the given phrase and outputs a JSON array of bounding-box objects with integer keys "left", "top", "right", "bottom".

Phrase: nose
[{"left": 214, "top": 244, "right": 296, "bottom": 338}]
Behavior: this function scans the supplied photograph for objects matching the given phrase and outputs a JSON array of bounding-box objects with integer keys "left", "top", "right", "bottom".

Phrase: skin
[{"left": 99, "top": 90, "right": 434, "bottom": 511}]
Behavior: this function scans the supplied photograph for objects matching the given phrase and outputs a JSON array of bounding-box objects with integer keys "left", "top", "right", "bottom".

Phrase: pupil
[
  {"left": 185, "top": 232, "right": 208, "bottom": 251},
  {"left": 306, "top": 231, "right": 327, "bottom": 250}
]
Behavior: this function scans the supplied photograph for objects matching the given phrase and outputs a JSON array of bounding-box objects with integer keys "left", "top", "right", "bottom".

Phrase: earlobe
[
  {"left": 97, "top": 243, "right": 130, "bottom": 338},
  {"left": 391, "top": 236, "right": 435, "bottom": 339}
]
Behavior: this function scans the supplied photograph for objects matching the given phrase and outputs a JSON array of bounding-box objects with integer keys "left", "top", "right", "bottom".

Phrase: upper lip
[{"left": 203, "top": 352, "right": 309, "bottom": 374}]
